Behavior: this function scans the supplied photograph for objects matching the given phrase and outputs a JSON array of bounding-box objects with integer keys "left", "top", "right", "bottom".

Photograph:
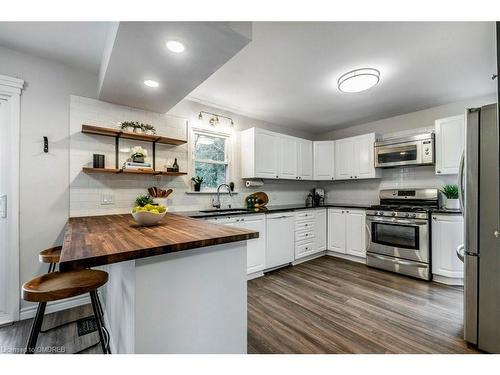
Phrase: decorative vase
[
  {"left": 194, "top": 184, "right": 201, "bottom": 192},
  {"left": 133, "top": 155, "right": 144, "bottom": 163},
  {"left": 446, "top": 198, "right": 460, "bottom": 210}
]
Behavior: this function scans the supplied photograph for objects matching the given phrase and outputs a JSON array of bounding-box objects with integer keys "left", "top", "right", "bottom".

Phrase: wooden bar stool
[
  {"left": 22, "top": 269, "right": 110, "bottom": 354},
  {"left": 38, "top": 246, "right": 107, "bottom": 344}
]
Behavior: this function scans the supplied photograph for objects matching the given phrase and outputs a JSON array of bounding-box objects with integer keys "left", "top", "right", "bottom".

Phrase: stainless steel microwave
[{"left": 374, "top": 133, "right": 435, "bottom": 168}]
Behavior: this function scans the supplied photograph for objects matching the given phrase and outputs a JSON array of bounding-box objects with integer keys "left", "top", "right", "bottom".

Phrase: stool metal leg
[
  {"left": 25, "top": 302, "right": 46, "bottom": 354},
  {"left": 89, "top": 290, "right": 108, "bottom": 354}
]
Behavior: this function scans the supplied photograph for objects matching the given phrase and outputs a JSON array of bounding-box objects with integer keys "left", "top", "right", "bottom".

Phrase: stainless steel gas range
[{"left": 366, "top": 189, "right": 439, "bottom": 280}]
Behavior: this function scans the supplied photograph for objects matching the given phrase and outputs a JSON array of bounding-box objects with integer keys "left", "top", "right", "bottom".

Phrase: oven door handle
[
  {"left": 368, "top": 253, "right": 428, "bottom": 268},
  {"left": 366, "top": 217, "right": 428, "bottom": 225}
]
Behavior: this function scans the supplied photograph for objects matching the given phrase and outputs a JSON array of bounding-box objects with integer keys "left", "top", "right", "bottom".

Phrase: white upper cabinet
[
  {"left": 353, "top": 133, "right": 379, "bottom": 179},
  {"left": 279, "top": 135, "right": 298, "bottom": 179},
  {"left": 241, "top": 128, "right": 279, "bottom": 179},
  {"left": 335, "top": 133, "right": 380, "bottom": 180},
  {"left": 313, "top": 141, "right": 335, "bottom": 180},
  {"left": 297, "top": 139, "right": 313, "bottom": 180},
  {"left": 435, "top": 114, "right": 465, "bottom": 175}
]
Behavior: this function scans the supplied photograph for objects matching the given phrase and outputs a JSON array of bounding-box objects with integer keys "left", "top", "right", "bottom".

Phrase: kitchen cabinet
[
  {"left": 294, "top": 208, "right": 326, "bottom": 260},
  {"left": 266, "top": 212, "right": 295, "bottom": 269},
  {"left": 327, "top": 208, "right": 367, "bottom": 258},
  {"left": 313, "top": 141, "right": 335, "bottom": 180},
  {"left": 241, "top": 127, "right": 279, "bottom": 179},
  {"left": 435, "top": 114, "right": 465, "bottom": 175},
  {"left": 279, "top": 135, "right": 298, "bottom": 179},
  {"left": 297, "top": 139, "right": 313, "bottom": 180},
  {"left": 432, "top": 214, "right": 464, "bottom": 285},
  {"left": 335, "top": 133, "right": 380, "bottom": 180},
  {"left": 204, "top": 214, "right": 266, "bottom": 276}
]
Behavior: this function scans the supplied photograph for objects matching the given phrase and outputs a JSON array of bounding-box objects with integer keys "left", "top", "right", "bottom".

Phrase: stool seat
[
  {"left": 38, "top": 246, "right": 62, "bottom": 264},
  {"left": 22, "top": 270, "right": 108, "bottom": 303}
]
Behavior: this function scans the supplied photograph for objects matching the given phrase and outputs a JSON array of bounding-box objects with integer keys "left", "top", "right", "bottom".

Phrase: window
[{"left": 191, "top": 129, "right": 231, "bottom": 191}]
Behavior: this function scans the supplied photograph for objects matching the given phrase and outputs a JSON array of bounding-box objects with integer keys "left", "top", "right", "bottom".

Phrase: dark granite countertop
[
  {"left": 175, "top": 203, "right": 373, "bottom": 219},
  {"left": 431, "top": 208, "right": 463, "bottom": 215}
]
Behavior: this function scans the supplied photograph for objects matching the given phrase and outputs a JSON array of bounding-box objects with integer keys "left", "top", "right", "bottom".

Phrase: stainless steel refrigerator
[{"left": 459, "top": 103, "right": 500, "bottom": 353}]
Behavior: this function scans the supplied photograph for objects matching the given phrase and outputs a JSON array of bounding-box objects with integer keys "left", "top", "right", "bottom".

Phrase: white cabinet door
[
  {"left": 297, "top": 139, "right": 313, "bottom": 180},
  {"left": 235, "top": 216, "right": 266, "bottom": 275},
  {"left": 435, "top": 114, "right": 465, "bottom": 175},
  {"left": 327, "top": 208, "right": 346, "bottom": 254},
  {"left": 255, "top": 129, "right": 279, "bottom": 179},
  {"left": 335, "top": 138, "right": 355, "bottom": 180},
  {"left": 432, "top": 214, "right": 464, "bottom": 280},
  {"left": 353, "top": 133, "right": 378, "bottom": 179},
  {"left": 266, "top": 212, "right": 295, "bottom": 269},
  {"left": 313, "top": 141, "right": 335, "bottom": 180},
  {"left": 345, "top": 209, "right": 366, "bottom": 257},
  {"left": 314, "top": 208, "right": 327, "bottom": 252},
  {"left": 279, "top": 136, "right": 298, "bottom": 179}
]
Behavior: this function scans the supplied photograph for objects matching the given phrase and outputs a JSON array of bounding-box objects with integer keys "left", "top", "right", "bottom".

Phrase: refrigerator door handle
[
  {"left": 458, "top": 151, "right": 465, "bottom": 211},
  {"left": 456, "top": 244, "right": 465, "bottom": 263}
]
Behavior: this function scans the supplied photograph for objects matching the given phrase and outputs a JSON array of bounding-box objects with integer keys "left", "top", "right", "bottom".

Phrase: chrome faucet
[{"left": 212, "top": 183, "right": 233, "bottom": 209}]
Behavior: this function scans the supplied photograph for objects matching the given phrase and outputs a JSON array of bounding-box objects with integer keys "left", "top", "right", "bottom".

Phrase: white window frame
[{"left": 188, "top": 125, "right": 233, "bottom": 192}]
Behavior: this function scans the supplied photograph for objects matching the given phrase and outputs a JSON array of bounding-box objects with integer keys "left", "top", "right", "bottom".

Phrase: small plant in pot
[
  {"left": 441, "top": 184, "right": 460, "bottom": 210},
  {"left": 191, "top": 176, "right": 204, "bottom": 192},
  {"left": 120, "top": 121, "right": 142, "bottom": 133},
  {"left": 130, "top": 146, "right": 147, "bottom": 163},
  {"left": 142, "top": 124, "right": 156, "bottom": 135}
]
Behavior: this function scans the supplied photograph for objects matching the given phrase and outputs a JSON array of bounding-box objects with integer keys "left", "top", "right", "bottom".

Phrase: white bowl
[{"left": 131, "top": 210, "right": 166, "bottom": 226}]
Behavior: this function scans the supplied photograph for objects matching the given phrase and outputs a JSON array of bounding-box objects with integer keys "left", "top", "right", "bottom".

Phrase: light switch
[{"left": 101, "top": 193, "right": 114, "bottom": 205}]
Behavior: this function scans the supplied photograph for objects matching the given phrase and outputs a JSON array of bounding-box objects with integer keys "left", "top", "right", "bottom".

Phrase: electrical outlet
[{"left": 101, "top": 193, "right": 114, "bottom": 205}]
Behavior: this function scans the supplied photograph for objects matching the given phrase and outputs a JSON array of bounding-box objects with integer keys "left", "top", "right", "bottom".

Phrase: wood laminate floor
[
  {"left": 248, "top": 256, "right": 479, "bottom": 354},
  {"left": 1, "top": 256, "right": 479, "bottom": 354}
]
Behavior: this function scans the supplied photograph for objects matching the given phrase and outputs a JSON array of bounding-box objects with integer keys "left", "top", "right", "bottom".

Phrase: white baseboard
[
  {"left": 292, "top": 251, "right": 327, "bottom": 265},
  {"left": 326, "top": 251, "right": 366, "bottom": 264},
  {"left": 247, "top": 271, "right": 264, "bottom": 280},
  {"left": 20, "top": 294, "right": 91, "bottom": 321},
  {"left": 432, "top": 274, "right": 464, "bottom": 286}
]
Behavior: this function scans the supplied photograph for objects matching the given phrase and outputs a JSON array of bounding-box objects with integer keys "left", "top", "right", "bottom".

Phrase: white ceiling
[
  {"left": 188, "top": 22, "right": 497, "bottom": 132},
  {"left": 98, "top": 22, "right": 252, "bottom": 113},
  {"left": 0, "top": 22, "right": 109, "bottom": 74}
]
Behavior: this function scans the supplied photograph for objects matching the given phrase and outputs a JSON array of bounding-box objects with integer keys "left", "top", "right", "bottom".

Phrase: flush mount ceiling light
[
  {"left": 337, "top": 68, "right": 380, "bottom": 93},
  {"left": 166, "top": 40, "right": 186, "bottom": 53},
  {"left": 144, "top": 80, "right": 159, "bottom": 88}
]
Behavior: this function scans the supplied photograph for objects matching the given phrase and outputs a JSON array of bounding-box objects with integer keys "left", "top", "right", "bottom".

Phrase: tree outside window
[{"left": 192, "top": 131, "right": 230, "bottom": 191}]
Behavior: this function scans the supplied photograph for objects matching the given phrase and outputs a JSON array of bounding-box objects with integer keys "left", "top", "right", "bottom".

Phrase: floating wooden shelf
[
  {"left": 82, "top": 167, "right": 187, "bottom": 176},
  {"left": 82, "top": 124, "right": 186, "bottom": 146}
]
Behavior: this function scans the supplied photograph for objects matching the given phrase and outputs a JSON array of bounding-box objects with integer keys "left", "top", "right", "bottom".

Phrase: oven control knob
[
  {"left": 405, "top": 213, "right": 410, "bottom": 218},
  {"left": 410, "top": 213, "right": 417, "bottom": 218},
  {"left": 391, "top": 212, "right": 397, "bottom": 217}
]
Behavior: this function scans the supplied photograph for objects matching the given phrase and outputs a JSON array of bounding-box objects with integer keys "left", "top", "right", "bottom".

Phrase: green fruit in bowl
[
  {"left": 157, "top": 205, "right": 166, "bottom": 213},
  {"left": 144, "top": 204, "right": 154, "bottom": 211},
  {"left": 149, "top": 209, "right": 159, "bottom": 214}
]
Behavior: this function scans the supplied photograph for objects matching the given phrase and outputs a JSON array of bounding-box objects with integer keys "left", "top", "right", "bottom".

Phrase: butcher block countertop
[{"left": 59, "top": 213, "right": 259, "bottom": 271}]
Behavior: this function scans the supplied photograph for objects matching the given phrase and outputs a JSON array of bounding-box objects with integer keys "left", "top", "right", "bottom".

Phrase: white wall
[
  {"left": 0, "top": 46, "right": 98, "bottom": 308},
  {"left": 316, "top": 94, "right": 497, "bottom": 205},
  {"left": 69, "top": 96, "right": 317, "bottom": 216}
]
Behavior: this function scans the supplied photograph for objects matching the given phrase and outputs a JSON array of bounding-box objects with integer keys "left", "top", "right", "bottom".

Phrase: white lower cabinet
[
  {"left": 327, "top": 208, "right": 367, "bottom": 258},
  {"left": 205, "top": 214, "right": 266, "bottom": 276},
  {"left": 266, "top": 212, "right": 295, "bottom": 269},
  {"left": 432, "top": 214, "right": 464, "bottom": 285},
  {"left": 294, "top": 208, "right": 326, "bottom": 260}
]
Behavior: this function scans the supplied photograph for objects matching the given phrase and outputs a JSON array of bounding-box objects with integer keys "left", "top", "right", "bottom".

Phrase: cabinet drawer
[
  {"left": 295, "top": 211, "right": 315, "bottom": 221},
  {"left": 296, "top": 230, "right": 315, "bottom": 242},
  {"left": 295, "top": 241, "right": 315, "bottom": 257},
  {"left": 295, "top": 221, "right": 314, "bottom": 231}
]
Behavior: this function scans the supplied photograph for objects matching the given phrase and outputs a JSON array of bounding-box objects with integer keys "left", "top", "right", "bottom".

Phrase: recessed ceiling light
[
  {"left": 166, "top": 40, "right": 185, "bottom": 53},
  {"left": 338, "top": 68, "right": 380, "bottom": 93},
  {"left": 144, "top": 80, "right": 159, "bottom": 88}
]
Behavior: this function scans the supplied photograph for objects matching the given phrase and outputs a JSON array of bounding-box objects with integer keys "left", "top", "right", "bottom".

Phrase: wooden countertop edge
[{"left": 59, "top": 215, "right": 258, "bottom": 271}]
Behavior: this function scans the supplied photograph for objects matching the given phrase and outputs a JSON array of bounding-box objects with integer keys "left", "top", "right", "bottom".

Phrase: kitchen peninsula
[{"left": 60, "top": 213, "right": 258, "bottom": 353}]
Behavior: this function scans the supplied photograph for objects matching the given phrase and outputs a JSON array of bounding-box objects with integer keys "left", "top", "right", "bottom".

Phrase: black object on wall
[
  {"left": 93, "top": 154, "right": 105, "bottom": 169},
  {"left": 43, "top": 136, "right": 48, "bottom": 153}
]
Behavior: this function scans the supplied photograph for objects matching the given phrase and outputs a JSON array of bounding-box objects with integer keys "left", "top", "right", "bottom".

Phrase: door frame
[{"left": 0, "top": 74, "right": 23, "bottom": 325}]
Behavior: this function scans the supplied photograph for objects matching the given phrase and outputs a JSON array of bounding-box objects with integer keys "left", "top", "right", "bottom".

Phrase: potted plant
[
  {"left": 130, "top": 146, "right": 147, "bottom": 163},
  {"left": 191, "top": 176, "right": 204, "bottom": 192},
  {"left": 142, "top": 124, "right": 156, "bottom": 135},
  {"left": 441, "top": 184, "right": 460, "bottom": 210}
]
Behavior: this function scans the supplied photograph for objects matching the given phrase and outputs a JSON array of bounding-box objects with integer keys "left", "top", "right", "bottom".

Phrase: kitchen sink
[{"left": 199, "top": 208, "right": 249, "bottom": 214}]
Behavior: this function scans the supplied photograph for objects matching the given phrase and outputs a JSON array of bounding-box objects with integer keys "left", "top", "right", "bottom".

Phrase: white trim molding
[
  {"left": 20, "top": 295, "right": 91, "bottom": 321},
  {"left": 0, "top": 74, "right": 23, "bottom": 325}
]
